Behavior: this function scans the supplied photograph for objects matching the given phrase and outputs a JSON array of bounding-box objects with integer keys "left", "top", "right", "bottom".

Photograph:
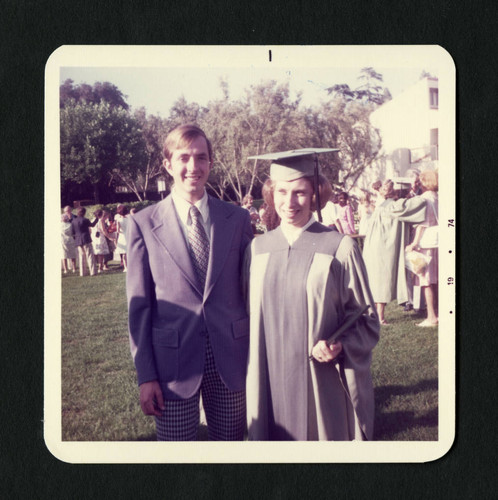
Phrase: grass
[{"left": 61, "top": 262, "right": 438, "bottom": 441}]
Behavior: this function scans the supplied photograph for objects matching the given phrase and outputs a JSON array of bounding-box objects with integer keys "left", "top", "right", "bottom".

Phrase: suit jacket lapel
[
  {"left": 150, "top": 197, "right": 202, "bottom": 296},
  {"left": 204, "top": 197, "right": 236, "bottom": 300}
]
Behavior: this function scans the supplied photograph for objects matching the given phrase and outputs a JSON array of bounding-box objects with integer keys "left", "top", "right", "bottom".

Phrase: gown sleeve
[{"left": 334, "top": 236, "right": 380, "bottom": 439}]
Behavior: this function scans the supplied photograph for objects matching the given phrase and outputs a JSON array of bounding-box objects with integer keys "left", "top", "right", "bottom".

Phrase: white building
[{"left": 347, "top": 77, "right": 439, "bottom": 194}]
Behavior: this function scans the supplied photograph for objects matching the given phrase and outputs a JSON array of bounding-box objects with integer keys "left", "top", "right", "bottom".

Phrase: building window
[
  {"left": 430, "top": 128, "right": 438, "bottom": 160},
  {"left": 429, "top": 88, "right": 438, "bottom": 109}
]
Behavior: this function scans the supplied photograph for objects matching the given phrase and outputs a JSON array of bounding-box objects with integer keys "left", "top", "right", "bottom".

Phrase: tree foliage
[
  {"left": 326, "top": 67, "right": 392, "bottom": 106},
  {"left": 60, "top": 68, "right": 389, "bottom": 204},
  {"left": 60, "top": 79, "right": 129, "bottom": 110},
  {"left": 60, "top": 101, "right": 145, "bottom": 202}
]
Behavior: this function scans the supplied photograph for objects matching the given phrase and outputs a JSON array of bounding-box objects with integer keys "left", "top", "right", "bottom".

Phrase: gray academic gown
[
  {"left": 245, "top": 223, "right": 379, "bottom": 441},
  {"left": 362, "top": 197, "right": 427, "bottom": 305}
]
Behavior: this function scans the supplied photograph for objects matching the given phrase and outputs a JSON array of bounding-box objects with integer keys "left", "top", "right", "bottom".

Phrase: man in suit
[
  {"left": 71, "top": 207, "right": 97, "bottom": 276},
  {"left": 127, "top": 124, "right": 253, "bottom": 441}
]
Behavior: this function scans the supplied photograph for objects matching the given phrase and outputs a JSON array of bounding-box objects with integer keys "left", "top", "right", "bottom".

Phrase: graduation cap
[{"left": 248, "top": 148, "right": 338, "bottom": 222}]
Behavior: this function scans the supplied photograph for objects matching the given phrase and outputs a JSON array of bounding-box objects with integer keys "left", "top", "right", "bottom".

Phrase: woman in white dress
[
  {"left": 92, "top": 209, "right": 110, "bottom": 273},
  {"left": 405, "top": 170, "right": 439, "bottom": 327},
  {"left": 357, "top": 191, "right": 374, "bottom": 236},
  {"left": 61, "top": 213, "right": 77, "bottom": 273},
  {"left": 115, "top": 204, "right": 129, "bottom": 272}
]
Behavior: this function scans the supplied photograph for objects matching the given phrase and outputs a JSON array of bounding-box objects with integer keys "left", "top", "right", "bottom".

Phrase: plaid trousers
[{"left": 155, "top": 335, "right": 246, "bottom": 441}]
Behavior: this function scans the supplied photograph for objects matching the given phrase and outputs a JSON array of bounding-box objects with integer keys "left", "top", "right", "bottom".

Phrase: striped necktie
[{"left": 187, "top": 205, "right": 210, "bottom": 289}]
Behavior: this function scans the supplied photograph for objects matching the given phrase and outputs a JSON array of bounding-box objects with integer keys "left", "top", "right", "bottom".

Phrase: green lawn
[{"left": 61, "top": 262, "right": 438, "bottom": 441}]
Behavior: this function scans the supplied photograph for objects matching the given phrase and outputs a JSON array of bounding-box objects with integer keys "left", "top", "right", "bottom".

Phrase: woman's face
[{"left": 274, "top": 177, "right": 313, "bottom": 228}]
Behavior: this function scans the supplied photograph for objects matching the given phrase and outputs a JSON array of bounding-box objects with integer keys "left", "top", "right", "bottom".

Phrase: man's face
[
  {"left": 274, "top": 177, "right": 313, "bottom": 228},
  {"left": 164, "top": 135, "right": 212, "bottom": 203}
]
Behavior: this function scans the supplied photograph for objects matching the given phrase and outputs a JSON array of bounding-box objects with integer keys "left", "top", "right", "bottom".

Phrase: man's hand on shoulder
[{"left": 139, "top": 380, "right": 165, "bottom": 416}]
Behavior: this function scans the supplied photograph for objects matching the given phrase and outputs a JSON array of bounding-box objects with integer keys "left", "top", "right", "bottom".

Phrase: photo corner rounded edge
[
  {"left": 45, "top": 45, "right": 70, "bottom": 76},
  {"left": 433, "top": 44, "right": 457, "bottom": 75},
  {"left": 43, "top": 425, "right": 75, "bottom": 465}
]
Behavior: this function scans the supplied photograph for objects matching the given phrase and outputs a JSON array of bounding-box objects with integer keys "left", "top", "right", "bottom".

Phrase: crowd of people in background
[
  {"left": 61, "top": 204, "right": 132, "bottom": 276},
  {"left": 251, "top": 167, "right": 438, "bottom": 327},
  {"left": 62, "top": 167, "right": 438, "bottom": 326}
]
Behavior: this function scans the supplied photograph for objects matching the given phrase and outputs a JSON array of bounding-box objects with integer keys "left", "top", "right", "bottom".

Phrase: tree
[
  {"left": 321, "top": 68, "right": 388, "bottom": 190},
  {"left": 60, "top": 100, "right": 146, "bottom": 203},
  {"left": 325, "top": 67, "right": 392, "bottom": 106},
  {"left": 60, "top": 79, "right": 129, "bottom": 110},
  {"left": 109, "top": 108, "right": 167, "bottom": 201},
  {"left": 167, "top": 96, "right": 207, "bottom": 128},
  {"left": 200, "top": 80, "right": 304, "bottom": 201}
]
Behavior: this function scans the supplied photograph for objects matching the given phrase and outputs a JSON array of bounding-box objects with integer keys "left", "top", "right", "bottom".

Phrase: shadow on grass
[
  {"left": 126, "top": 424, "right": 209, "bottom": 441},
  {"left": 373, "top": 378, "right": 438, "bottom": 440}
]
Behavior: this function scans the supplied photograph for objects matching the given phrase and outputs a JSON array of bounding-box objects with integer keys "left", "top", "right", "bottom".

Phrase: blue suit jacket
[{"left": 126, "top": 195, "right": 253, "bottom": 399}]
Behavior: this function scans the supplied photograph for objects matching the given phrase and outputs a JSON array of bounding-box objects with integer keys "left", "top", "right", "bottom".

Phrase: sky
[{"left": 56, "top": 46, "right": 446, "bottom": 118}]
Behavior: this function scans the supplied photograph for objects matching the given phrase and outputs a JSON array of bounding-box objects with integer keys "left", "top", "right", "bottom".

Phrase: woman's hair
[
  {"left": 371, "top": 180, "right": 382, "bottom": 192},
  {"left": 267, "top": 174, "right": 331, "bottom": 213},
  {"left": 261, "top": 179, "right": 280, "bottom": 230},
  {"left": 116, "top": 204, "right": 129, "bottom": 216},
  {"left": 163, "top": 124, "right": 213, "bottom": 162},
  {"left": 359, "top": 190, "right": 371, "bottom": 205},
  {"left": 419, "top": 170, "right": 438, "bottom": 192},
  {"left": 379, "top": 179, "right": 395, "bottom": 199},
  {"left": 241, "top": 194, "right": 253, "bottom": 206}
]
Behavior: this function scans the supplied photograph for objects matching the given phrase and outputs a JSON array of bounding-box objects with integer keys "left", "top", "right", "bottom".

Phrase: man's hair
[
  {"left": 77, "top": 207, "right": 86, "bottom": 217},
  {"left": 163, "top": 124, "right": 213, "bottom": 162},
  {"left": 116, "top": 204, "right": 128, "bottom": 216}
]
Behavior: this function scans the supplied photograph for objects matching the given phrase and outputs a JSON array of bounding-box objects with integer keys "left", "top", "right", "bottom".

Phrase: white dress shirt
[{"left": 171, "top": 188, "right": 211, "bottom": 246}]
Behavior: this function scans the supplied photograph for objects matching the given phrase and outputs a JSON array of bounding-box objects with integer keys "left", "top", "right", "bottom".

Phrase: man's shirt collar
[{"left": 171, "top": 188, "right": 210, "bottom": 225}]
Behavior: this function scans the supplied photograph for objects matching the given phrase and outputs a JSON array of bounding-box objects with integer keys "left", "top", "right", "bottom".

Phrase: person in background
[
  {"left": 362, "top": 179, "right": 426, "bottom": 325},
  {"left": 71, "top": 207, "right": 97, "bottom": 276},
  {"left": 92, "top": 209, "right": 111, "bottom": 273},
  {"left": 104, "top": 210, "right": 117, "bottom": 266},
  {"left": 357, "top": 191, "right": 374, "bottom": 236},
  {"left": 115, "top": 204, "right": 129, "bottom": 272},
  {"left": 63, "top": 205, "right": 75, "bottom": 222},
  {"left": 61, "top": 213, "right": 77, "bottom": 273},
  {"left": 402, "top": 168, "right": 422, "bottom": 312},
  {"left": 405, "top": 170, "right": 439, "bottom": 327},
  {"left": 336, "top": 191, "right": 356, "bottom": 234},
  {"left": 242, "top": 194, "right": 260, "bottom": 234},
  {"left": 316, "top": 180, "right": 342, "bottom": 231}
]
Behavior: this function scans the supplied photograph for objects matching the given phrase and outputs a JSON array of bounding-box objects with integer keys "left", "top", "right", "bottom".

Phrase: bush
[{"left": 63, "top": 200, "right": 158, "bottom": 218}]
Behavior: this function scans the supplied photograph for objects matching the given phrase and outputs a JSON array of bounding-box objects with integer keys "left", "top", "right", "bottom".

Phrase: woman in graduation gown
[
  {"left": 245, "top": 152, "right": 380, "bottom": 441},
  {"left": 362, "top": 180, "right": 427, "bottom": 325}
]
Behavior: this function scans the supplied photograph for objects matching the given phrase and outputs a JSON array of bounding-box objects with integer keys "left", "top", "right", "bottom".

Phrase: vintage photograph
[{"left": 44, "top": 45, "right": 455, "bottom": 462}]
